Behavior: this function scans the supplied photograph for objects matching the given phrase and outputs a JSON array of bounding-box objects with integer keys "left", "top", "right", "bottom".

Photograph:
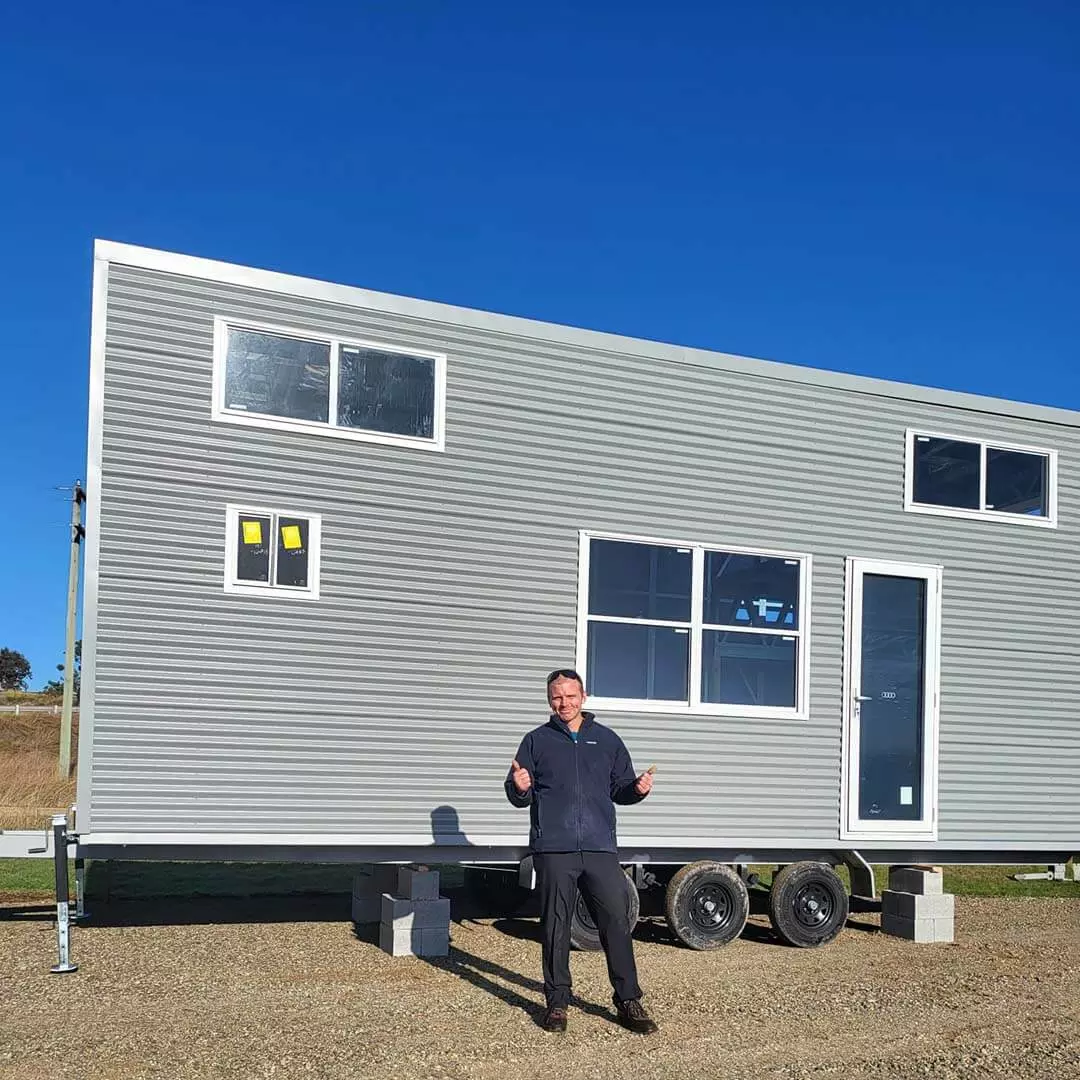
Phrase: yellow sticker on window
[
  {"left": 281, "top": 525, "right": 303, "bottom": 550},
  {"left": 242, "top": 520, "right": 262, "bottom": 545}
]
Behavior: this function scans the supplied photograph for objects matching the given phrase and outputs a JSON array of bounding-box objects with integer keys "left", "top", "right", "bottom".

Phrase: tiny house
[{"left": 74, "top": 240, "right": 1077, "bottom": 947}]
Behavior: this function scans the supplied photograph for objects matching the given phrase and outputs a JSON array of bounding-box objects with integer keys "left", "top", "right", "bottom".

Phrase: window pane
[
  {"left": 276, "top": 517, "right": 310, "bottom": 588},
  {"left": 587, "top": 622, "right": 689, "bottom": 701},
  {"left": 701, "top": 631, "right": 797, "bottom": 708},
  {"left": 224, "top": 328, "right": 330, "bottom": 423},
  {"left": 588, "top": 540, "right": 692, "bottom": 621},
  {"left": 236, "top": 515, "right": 272, "bottom": 583},
  {"left": 338, "top": 346, "right": 435, "bottom": 438},
  {"left": 858, "top": 574, "right": 926, "bottom": 821},
  {"left": 912, "top": 436, "right": 980, "bottom": 509},
  {"left": 703, "top": 552, "right": 800, "bottom": 629},
  {"left": 986, "top": 448, "right": 1048, "bottom": 516}
]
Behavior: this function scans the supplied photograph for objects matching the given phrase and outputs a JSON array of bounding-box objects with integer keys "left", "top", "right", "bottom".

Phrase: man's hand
[
  {"left": 634, "top": 764, "right": 656, "bottom": 797},
  {"left": 510, "top": 758, "right": 532, "bottom": 794}
]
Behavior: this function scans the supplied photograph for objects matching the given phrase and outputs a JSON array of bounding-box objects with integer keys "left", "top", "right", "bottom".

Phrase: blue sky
[{"left": 1, "top": 2, "right": 1077, "bottom": 687}]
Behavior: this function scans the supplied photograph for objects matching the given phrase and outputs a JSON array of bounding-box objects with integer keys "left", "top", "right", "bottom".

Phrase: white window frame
[
  {"left": 575, "top": 530, "right": 812, "bottom": 720},
  {"left": 223, "top": 503, "right": 322, "bottom": 601},
  {"left": 840, "top": 557, "right": 942, "bottom": 843},
  {"left": 904, "top": 428, "right": 1057, "bottom": 528},
  {"left": 212, "top": 317, "right": 447, "bottom": 452}
]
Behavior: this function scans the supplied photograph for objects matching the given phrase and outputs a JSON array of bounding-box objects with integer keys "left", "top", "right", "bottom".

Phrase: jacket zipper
[{"left": 574, "top": 732, "right": 582, "bottom": 851}]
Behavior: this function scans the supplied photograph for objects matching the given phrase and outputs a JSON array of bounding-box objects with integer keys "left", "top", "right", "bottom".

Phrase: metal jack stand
[{"left": 49, "top": 814, "right": 78, "bottom": 974}]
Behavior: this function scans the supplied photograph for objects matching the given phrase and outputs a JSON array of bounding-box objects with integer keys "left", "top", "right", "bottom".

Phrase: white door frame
[{"left": 840, "top": 557, "right": 943, "bottom": 843}]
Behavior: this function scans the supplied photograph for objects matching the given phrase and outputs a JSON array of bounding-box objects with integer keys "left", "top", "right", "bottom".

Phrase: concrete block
[
  {"left": 351, "top": 894, "right": 382, "bottom": 924},
  {"left": 397, "top": 865, "right": 439, "bottom": 901},
  {"left": 881, "top": 913, "right": 954, "bottom": 943},
  {"left": 381, "top": 894, "right": 451, "bottom": 930},
  {"left": 888, "top": 866, "right": 943, "bottom": 895},
  {"left": 378, "top": 922, "right": 451, "bottom": 957},
  {"left": 353, "top": 865, "right": 400, "bottom": 897},
  {"left": 882, "top": 890, "right": 955, "bottom": 920}
]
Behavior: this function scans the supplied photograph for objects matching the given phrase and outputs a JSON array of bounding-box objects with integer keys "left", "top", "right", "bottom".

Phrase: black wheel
[
  {"left": 569, "top": 870, "right": 640, "bottom": 951},
  {"left": 767, "top": 861, "right": 849, "bottom": 948},
  {"left": 664, "top": 861, "right": 749, "bottom": 950}
]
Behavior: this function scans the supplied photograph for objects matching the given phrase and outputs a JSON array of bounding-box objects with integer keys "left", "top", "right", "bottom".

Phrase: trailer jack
[{"left": 48, "top": 815, "right": 77, "bottom": 974}]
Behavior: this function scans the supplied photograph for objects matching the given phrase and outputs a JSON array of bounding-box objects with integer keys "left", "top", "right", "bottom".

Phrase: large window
[
  {"left": 904, "top": 430, "right": 1056, "bottom": 527},
  {"left": 224, "top": 505, "right": 322, "bottom": 600},
  {"left": 577, "top": 533, "right": 811, "bottom": 718},
  {"left": 213, "top": 319, "right": 446, "bottom": 451}
]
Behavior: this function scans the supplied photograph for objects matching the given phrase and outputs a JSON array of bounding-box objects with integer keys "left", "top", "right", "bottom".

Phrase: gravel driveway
[{"left": 1, "top": 893, "right": 1077, "bottom": 1079}]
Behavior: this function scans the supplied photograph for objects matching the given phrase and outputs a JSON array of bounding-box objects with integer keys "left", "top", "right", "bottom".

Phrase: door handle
[{"left": 855, "top": 694, "right": 872, "bottom": 702}]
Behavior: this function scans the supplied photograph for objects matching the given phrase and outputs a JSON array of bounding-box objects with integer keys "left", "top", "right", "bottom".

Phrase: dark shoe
[
  {"left": 540, "top": 1005, "right": 568, "bottom": 1033},
  {"left": 615, "top": 998, "right": 658, "bottom": 1035}
]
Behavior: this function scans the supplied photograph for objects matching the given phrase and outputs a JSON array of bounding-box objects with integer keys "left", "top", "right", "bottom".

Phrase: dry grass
[{"left": 0, "top": 712, "right": 77, "bottom": 828}]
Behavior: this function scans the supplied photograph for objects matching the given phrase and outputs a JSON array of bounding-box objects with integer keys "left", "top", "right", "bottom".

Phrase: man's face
[{"left": 547, "top": 677, "right": 585, "bottom": 723}]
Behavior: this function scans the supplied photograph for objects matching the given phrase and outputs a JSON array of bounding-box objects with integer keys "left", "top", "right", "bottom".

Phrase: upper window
[
  {"left": 213, "top": 319, "right": 446, "bottom": 451},
  {"left": 224, "top": 504, "right": 321, "bottom": 600},
  {"left": 577, "top": 533, "right": 811, "bottom": 719},
  {"left": 905, "top": 430, "right": 1057, "bottom": 528}
]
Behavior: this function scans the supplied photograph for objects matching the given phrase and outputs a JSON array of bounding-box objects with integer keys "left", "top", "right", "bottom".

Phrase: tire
[
  {"left": 569, "top": 869, "right": 640, "bottom": 951},
  {"left": 664, "top": 861, "right": 749, "bottom": 950},
  {"left": 767, "top": 861, "right": 849, "bottom": 948}
]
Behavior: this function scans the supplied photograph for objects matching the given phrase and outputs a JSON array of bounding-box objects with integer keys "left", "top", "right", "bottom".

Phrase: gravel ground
[{"left": 0, "top": 894, "right": 1077, "bottom": 1079}]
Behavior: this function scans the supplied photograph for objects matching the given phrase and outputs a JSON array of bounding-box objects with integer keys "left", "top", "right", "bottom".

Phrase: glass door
[{"left": 842, "top": 559, "right": 942, "bottom": 840}]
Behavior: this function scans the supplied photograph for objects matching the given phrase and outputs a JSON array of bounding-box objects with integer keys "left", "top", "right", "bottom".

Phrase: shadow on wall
[{"left": 430, "top": 804, "right": 474, "bottom": 846}]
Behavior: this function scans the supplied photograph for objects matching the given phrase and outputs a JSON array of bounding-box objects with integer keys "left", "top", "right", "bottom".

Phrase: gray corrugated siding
[{"left": 84, "top": 261, "right": 1080, "bottom": 849}]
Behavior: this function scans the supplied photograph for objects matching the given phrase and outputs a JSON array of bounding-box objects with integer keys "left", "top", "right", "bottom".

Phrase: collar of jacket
[{"left": 546, "top": 711, "right": 595, "bottom": 739}]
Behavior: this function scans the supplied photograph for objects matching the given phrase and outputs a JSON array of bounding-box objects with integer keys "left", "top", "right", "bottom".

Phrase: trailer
[{"left": 48, "top": 240, "right": 1078, "bottom": 956}]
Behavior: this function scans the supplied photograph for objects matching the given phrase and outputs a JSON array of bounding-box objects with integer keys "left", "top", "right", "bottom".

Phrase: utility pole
[{"left": 59, "top": 481, "right": 85, "bottom": 779}]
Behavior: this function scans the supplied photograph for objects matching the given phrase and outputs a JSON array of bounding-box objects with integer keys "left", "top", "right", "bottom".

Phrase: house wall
[{"left": 78, "top": 248, "right": 1080, "bottom": 849}]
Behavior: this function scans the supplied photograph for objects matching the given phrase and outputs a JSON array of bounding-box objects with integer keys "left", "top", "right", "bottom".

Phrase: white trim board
[
  {"left": 95, "top": 240, "right": 1080, "bottom": 430},
  {"left": 74, "top": 831, "right": 1041, "bottom": 852},
  {"left": 75, "top": 256, "right": 109, "bottom": 837}
]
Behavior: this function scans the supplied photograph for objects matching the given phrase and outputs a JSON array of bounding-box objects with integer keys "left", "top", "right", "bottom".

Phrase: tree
[
  {"left": 46, "top": 640, "right": 81, "bottom": 702},
  {"left": 0, "top": 648, "right": 32, "bottom": 690}
]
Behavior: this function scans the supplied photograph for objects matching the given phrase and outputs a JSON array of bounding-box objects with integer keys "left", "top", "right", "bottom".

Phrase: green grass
[
  {"left": 1, "top": 858, "right": 1075, "bottom": 902},
  {"left": 751, "top": 862, "right": 1080, "bottom": 899},
  {"left": 0, "top": 859, "right": 74, "bottom": 894}
]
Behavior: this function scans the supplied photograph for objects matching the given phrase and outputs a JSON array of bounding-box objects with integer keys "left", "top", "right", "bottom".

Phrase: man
[{"left": 505, "top": 668, "right": 658, "bottom": 1035}]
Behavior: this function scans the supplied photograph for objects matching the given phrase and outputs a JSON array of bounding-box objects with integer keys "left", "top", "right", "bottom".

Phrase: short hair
[{"left": 546, "top": 668, "right": 584, "bottom": 692}]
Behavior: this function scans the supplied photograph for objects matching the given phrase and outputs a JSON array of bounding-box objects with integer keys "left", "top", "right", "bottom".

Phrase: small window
[
  {"left": 906, "top": 431, "right": 1056, "bottom": 527},
  {"left": 214, "top": 319, "right": 445, "bottom": 451},
  {"left": 579, "top": 534, "right": 811, "bottom": 718},
  {"left": 224, "top": 505, "right": 321, "bottom": 600}
]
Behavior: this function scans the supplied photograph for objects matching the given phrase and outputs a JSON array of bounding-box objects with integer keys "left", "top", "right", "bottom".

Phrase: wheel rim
[
  {"left": 688, "top": 882, "right": 735, "bottom": 934},
  {"left": 792, "top": 882, "right": 835, "bottom": 929},
  {"left": 575, "top": 892, "right": 596, "bottom": 931}
]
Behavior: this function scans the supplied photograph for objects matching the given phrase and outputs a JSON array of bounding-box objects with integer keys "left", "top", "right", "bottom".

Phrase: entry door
[{"left": 842, "top": 559, "right": 942, "bottom": 841}]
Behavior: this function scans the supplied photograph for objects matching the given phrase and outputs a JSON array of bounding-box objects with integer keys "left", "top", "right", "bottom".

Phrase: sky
[{"left": 1, "top": 2, "right": 1077, "bottom": 688}]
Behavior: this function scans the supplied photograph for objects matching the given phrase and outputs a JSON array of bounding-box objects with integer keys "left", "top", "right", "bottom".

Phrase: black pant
[{"left": 534, "top": 850, "right": 642, "bottom": 1009}]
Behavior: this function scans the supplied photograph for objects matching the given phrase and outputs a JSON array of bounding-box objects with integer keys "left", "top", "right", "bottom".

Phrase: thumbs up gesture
[
  {"left": 510, "top": 759, "right": 532, "bottom": 794},
  {"left": 634, "top": 764, "right": 656, "bottom": 797}
]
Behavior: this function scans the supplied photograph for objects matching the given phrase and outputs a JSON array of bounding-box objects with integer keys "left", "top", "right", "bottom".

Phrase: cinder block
[
  {"left": 397, "top": 865, "right": 440, "bottom": 901},
  {"left": 882, "top": 890, "right": 955, "bottom": 920},
  {"left": 351, "top": 894, "right": 382, "bottom": 924},
  {"left": 888, "top": 866, "right": 944, "bottom": 895},
  {"left": 881, "top": 913, "right": 954, "bottom": 943},
  {"left": 353, "top": 865, "right": 400, "bottom": 897},
  {"left": 419, "top": 927, "right": 449, "bottom": 956},
  {"left": 381, "top": 894, "right": 451, "bottom": 929},
  {"left": 378, "top": 923, "right": 451, "bottom": 957}
]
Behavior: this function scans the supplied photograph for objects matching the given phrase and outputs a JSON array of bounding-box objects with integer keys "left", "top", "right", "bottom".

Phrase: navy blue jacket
[{"left": 504, "top": 713, "right": 646, "bottom": 853}]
